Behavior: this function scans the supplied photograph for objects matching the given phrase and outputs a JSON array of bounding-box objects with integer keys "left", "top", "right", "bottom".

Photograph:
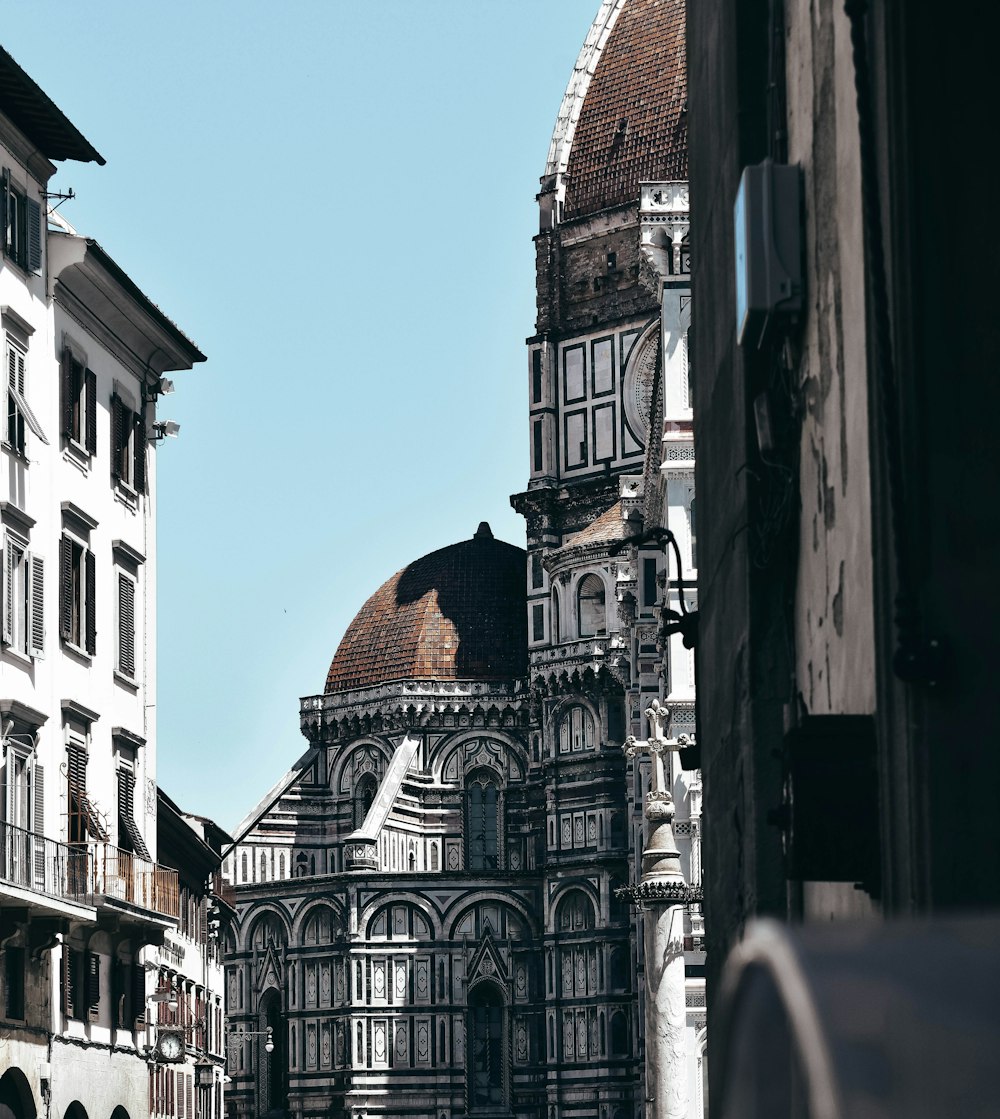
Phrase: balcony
[
  {"left": 0, "top": 818, "right": 95, "bottom": 917},
  {"left": 89, "top": 842, "right": 180, "bottom": 921},
  {"left": 0, "top": 821, "right": 179, "bottom": 924}
]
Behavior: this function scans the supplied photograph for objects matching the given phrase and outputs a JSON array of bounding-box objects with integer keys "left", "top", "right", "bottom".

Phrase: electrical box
[{"left": 734, "top": 159, "right": 803, "bottom": 348}]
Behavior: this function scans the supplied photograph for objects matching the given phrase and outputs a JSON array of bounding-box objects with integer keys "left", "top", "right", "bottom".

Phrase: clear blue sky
[{"left": 3, "top": 2, "right": 597, "bottom": 831}]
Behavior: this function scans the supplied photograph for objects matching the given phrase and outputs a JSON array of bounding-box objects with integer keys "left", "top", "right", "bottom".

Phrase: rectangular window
[
  {"left": 563, "top": 345, "right": 585, "bottom": 404},
  {"left": 593, "top": 401, "right": 615, "bottom": 461},
  {"left": 60, "top": 534, "right": 96, "bottom": 654},
  {"left": 531, "top": 349, "right": 543, "bottom": 404},
  {"left": 63, "top": 945, "right": 86, "bottom": 1020},
  {"left": 532, "top": 603, "right": 545, "bottom": 643},
  {"left": 65, "top": 737, "right": 107, "bottom": 846},
  {"left": 111, "top": 393, "right": 146, "bottom": 493},
  {"left": 4, "top": 334, "right": 47, "bottom": 455},
  {"left": 2, "top": 532, "right": 44, "bottom": 658},
  {"left": 564, "top": 410, "right": 587, "bottom": 470},
  {"left": 117, "top": 571, "right": 137, "bottom": 679},
  {"left": 2, "top": 170, "right": 42, "bottom": 273},
  {"left": 530, "top": 553, "right": 544, "bottom": 590},
  {"left": 62, "top": 348, "right": 97, "bottom": 455},
  {"left": 117, "top": 766, "right": 151, "bottom": 860},
  {"left": 642, "top": 557, "right": 658, "bottom": 608},
  {"left": 532, "top": 419, "right": 543, "bottom": 473},
  {"left": 4, "top": 946, "right": 25, "bottom": 1019},
  {"left": 591, "top": 337, "right": 614, "bottom": 396}
]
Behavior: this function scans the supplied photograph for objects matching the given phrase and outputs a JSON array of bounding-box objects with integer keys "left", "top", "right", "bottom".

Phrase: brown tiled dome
[
  {"left": 564, "top": 0, "right": 687, "bottom": 220},
  {"left": 325, "top": 524, "right": 527, "bottom": 694}
]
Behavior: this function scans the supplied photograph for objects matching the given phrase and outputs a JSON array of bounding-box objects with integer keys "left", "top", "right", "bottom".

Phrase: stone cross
[{"left": 623, "top": 699, "right": 681, "bottom": 806}]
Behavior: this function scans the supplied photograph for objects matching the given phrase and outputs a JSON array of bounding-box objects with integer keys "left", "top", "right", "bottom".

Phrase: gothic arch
[
  {"left": 358, "top": 892, "right": 442, "bottom": 940},
  {"left": 574, "top": 570, "right": 610, "bottom": 638},
  {"left": 333, "top": 738, "right": 391, "bottom": 795},
  {"left": 433, "top": 732, "right": 529, "bottom": 786},
  {"left": 445, "top": 894, "right": 538, "bottom": 940},
  {"left": 548, "top": 881, "right": 600, "bottom": 932},
  {"left": 365, "top": 899, "right": 435, "bottom": 941},
  {"left": 292, "top": 900, "right": 345, "bottom": 945},
  {"left": 240, "top": 905, "right": 290, "bottom": 952}
]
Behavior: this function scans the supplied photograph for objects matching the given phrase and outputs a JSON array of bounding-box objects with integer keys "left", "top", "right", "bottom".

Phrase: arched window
[
  {"left": 354, "top": 773, "right": 377, "bottom": 830},
  {"left": 610, "top": 1010, "right": 629, "bottom": 1056},
  {"left": 556, "top": 891, "right": 594, "bottom": 933},
  {"left": 577, "top": 574, "right": 606, "bottom": 637},
  {"left": 558, "top": 705, "right": 596, "bottom": 753},
  {"left": 610, "top": 945, "right": 630, "bottom": 991},
  {"left": 259, "top": 853, "right": 267, "bottom": 882},
  {"left": 294, "top": 853, "right": 308, "bottom": 878},
  {"left": 466, "top": 769, "right": 502, "bottom": 871},
  {"left": 278, "top": 853, "right": 286, "bottom": 879},
  {"left": 468, "top": 982, "right": 506, "bottom": 1110},
  {"left": 679, "top": 232, "right": 691, "bottom": 274},
  {"left": 551, "top": 589, "right": 561, "bottom": 643}
]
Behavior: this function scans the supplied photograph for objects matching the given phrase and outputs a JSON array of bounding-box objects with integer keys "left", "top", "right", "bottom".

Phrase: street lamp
[{"left": 226, "top": 1024, "right": 274, "bottom": 1054}]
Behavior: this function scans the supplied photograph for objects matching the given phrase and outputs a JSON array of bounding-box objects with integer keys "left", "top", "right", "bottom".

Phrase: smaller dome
[{"left": 325, "top": 525, "right": 526, "bottom": 694}]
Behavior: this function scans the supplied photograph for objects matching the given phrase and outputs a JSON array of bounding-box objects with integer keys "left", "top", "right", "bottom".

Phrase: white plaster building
[{"left": 0, "top": 45, "right": 204, "bottom": 1119}]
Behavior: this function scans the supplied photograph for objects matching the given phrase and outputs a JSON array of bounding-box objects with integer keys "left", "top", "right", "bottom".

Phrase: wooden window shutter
[
  {"left": 111, "top": 394, "right": 124, "bottom": 480},
  {"left": 85, "top": 368, "right": 97, "bottom": 455},
  {"left": 59, "top": 535, "right": 72, "bottom": 641},
  {"left": 85, "top": 548, "right": 96, "bottom": 655},
  {"left": 87, "top": 951, "right": 101, "bottom": 1021},
  {"left": 26, "top": 197, "right": 41, "bottom": 273},
  {"left": 131, "top": 961, "right": 146, "bottom": 1028},
  {"left": 61, "top": 349, "right": 73, "bottom": 438},
  {"left": 134, "top": 410, "right": 146, "bottom": 494},
  {"left": 118, "top": 573, "right": 135, "bottom": 677},
  {"left": 32, "top": 762, "right": 45, "bottom": 885},
  {"left": 2, "top": 537, "right": 12, "bottom": 646},
  {"left": 1, "top": 169, "right": 8, "bottom": 255},
  {"left": 61, "top": 944, "right": 72, "bottom": 1015},
  {"left": 28, "top": 551, "right": 44, "bottom": 658}
]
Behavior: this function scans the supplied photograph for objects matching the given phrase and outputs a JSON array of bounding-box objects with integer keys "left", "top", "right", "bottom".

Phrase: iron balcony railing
[
  {"left": 0, "top": 817, "right": 92, "bottom": 904},
  {"left": 90, "top": 842, "right": 180, "bottom": 920},
  {"left": 0, "top": 819, "right": 179, "bottom": 920}
]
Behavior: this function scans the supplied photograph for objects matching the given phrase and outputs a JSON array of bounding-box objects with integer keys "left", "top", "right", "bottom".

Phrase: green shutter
[
  {"left": 85, "top": 548, "right": 96, "bottom": 655},
  {"left": 118, "top": 573, "right": 135, "bottom": 678},
  {"left": 59, "top": 535, "right": 72, "bottom": 641},
  {"left": 134, "top": 410, "right": 146, "bottom": 494},
  {"left": 61, "top": 349, "right": 72, "bottom": 438},
  {"left": 1, "top": 538, "right": 11, "bottom": 646},
  {"left": 28, "top": 551, "right": 44, "bottom": 658},
  {"left": 26, "top": 198, "right": 41, "bottom": 273},
  {"left": 111, "top": 394, "right": 123, "bottom": 480},
  {"left": 84, "top": 368, "right": 97, "bottom": 455},
  {"left": 32, "top": 761, "right": 45, "bottom": 886}
]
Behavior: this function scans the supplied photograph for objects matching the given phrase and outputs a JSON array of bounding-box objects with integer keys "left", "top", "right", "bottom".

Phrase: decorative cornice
[
  {"left": 615, "top": 881, "right": 703, "bottom": 906},
  {"left": 0, "top": 501, "right": 36, "bottom": 534}
]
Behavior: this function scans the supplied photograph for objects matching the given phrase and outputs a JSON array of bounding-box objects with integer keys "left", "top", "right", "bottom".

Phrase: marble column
[{"left": 624, "top": 699, "right": 690, "bottom": 1119}]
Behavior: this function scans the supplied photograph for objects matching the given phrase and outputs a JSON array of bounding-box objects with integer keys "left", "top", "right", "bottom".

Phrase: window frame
[
  {"left": 2, "top": 169, "right": 42, "bottom": 274},
  {"left": 60, "top": 531, "right": 96, "bottom": 656},
  {"left": 4, "top": 332, "right": 47, "bottom": 457},
  {"left": 116, "top": 568, "right": 138, "bottom": 681},
  {"left": 111, "top": 387, "right": 146, "bottom": 495},
  {"left": 61, "top": 344, "right": 97, "bottom": 458},
  {"left": 2, "top": 530, "right": 44, "bottom": 660}
]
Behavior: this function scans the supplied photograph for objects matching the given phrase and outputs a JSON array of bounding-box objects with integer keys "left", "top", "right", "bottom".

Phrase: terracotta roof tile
[
  {"left": 565, "top": 500, "right": 629, "bottom": 547},
  {"left": 564, "top": 0, "right": 687, "bottom": 220},
  {"left": 325, "top": 524, "right": 527, "bottom": 694}
]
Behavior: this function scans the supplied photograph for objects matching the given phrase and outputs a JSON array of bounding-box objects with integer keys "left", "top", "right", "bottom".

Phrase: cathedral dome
[
  {"left": 546, "top": 0, "right": 687, "bottom": 220},
  {"left": 325, "top": 523, "right": 526, "bottom": 694}
]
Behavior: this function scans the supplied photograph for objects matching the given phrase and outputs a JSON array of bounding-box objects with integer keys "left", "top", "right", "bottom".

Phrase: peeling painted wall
[{"left": 786, "top": 0, "right": 875, "bottom": 715}]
